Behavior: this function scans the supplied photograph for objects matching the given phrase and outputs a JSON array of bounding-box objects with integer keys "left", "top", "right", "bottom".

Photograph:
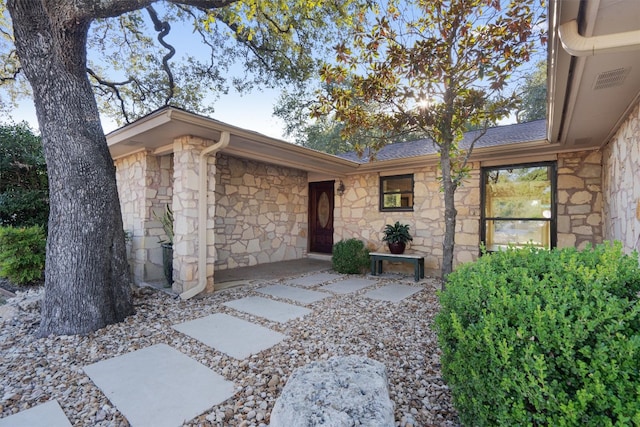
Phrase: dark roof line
[{"left": 337, "top": 119, "right": 547, "bottom": 163}]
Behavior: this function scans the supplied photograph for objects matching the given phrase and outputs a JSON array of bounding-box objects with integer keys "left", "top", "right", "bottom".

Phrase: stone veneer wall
[
  {"left": 114, "top": 151, "right": 173, "bottom": 283},
  {"left": 172, "top": 136, "right": 217, "bottom": 294},
  {"left": 557, "top": 150, "right": 603, "bottom": 249},
  {"left": 334, "top": 162, "right": 481, "bottom": 275},
  {"left": 335, "top": 153, "right": 605, "bottom": 276},
  {"left": 602, "top": 102, "right": 640, "bottom": 254},
  {"left": 215, "top": 154, "right": 308, "bottom": 269}
]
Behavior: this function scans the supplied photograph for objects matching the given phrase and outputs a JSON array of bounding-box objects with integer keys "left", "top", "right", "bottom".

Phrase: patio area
[{"left": 0, "top": 269, "right": 458, "bottom": 426}]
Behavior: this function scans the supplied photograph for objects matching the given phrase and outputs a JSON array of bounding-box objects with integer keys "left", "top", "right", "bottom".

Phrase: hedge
[
  {"left": 0, "top": 225, "right": 46, "bottom": 285},
  {"left": 436, "top": 242, "right": 640, "bottom": 426}
]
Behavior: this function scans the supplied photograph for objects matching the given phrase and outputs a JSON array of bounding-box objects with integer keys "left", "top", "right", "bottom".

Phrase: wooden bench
[{"left": 369, "top": 252, "right": 425, "bottom": 282}]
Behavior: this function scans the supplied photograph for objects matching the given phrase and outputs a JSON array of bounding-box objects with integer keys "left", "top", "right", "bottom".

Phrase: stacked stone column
[
  {"left": 115, "top": 151, "right": 172, "bottom": 284},
  {"left": 172, "top": 136, "right": 217, "bottom": 294}
]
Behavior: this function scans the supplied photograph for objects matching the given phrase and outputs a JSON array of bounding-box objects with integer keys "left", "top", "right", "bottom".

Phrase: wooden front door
[{"left": 309, "top": 181, "right": 334, "bottom": 254}]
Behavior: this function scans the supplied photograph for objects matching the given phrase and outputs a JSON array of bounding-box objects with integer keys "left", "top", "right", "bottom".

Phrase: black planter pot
[
  {"left": 388, "top": 242, "right": 406, "bottom": 254},
  {"left": 161, "top": 243, "right": 173, "bottom": 286}
]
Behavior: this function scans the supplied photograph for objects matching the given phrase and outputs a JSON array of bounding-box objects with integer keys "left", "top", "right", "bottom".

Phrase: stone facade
[
  {"left": 115, "top": 151, "right": 173, "bottom": 284},
  {"left": 172, "top": 136, "right": 218, "bottom": 294},
  {"left": 336, "top": 154, "right": 604, "bottom": 276},
  {"left": 115, "top": 139, "right": 308, "bottom": 291},
  {"left": 603, "top": 102, "right": 640, "bottom": 254},
  {"left": 215, "top": 154, "right": 308, "bottom": 270},
  {"left": 557, "top": 150, "right": 603, "bottom": 249},
  {"left": 113, "top": 133, "right": 610, "bottom": 291},
  {"left": 334, "top": 163, "right": 481, "bottom": 275}
]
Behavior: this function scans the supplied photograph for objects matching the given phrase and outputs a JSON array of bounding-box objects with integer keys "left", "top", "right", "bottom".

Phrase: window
[
  {"left": 481, "top": 162, "right": 556, "bottom": 251},
  {"left": 380, "top": 174, "right": 414, "bottom": 211}
]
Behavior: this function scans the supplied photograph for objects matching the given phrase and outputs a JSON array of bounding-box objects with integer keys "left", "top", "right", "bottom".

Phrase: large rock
[{"left": 270, "top": 356, "right": 394, "bottom": 427}]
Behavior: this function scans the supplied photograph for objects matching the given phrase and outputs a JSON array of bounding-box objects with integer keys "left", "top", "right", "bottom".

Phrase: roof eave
[
  {"left": 350, "top": 138, "right": 553, "bottom": 174},
  {"left": 107, "top": 107, "right": 359, "bottom": 175}
]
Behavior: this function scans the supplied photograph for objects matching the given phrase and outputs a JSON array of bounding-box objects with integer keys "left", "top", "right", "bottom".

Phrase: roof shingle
[{"left": 337, "top": 119, "right": 546, "bottom": 163}]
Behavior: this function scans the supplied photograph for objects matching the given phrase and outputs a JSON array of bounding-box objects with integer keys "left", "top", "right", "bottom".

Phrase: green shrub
[
  {"left": 0, "top": 123, "right": 49, "bottom": 228},
  {"left": 0, "top": 226, "right": 46, "bottom": 285},
  {"left": 436, "top": 242, "right": 640, "bottom": 427},
  {"left": 332, "top": 238, "right": 370, "bottom": 274}
]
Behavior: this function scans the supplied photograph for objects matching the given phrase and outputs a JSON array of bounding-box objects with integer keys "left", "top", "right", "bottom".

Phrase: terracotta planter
[{"left": 388, "top": 242, "right": 406, "bottom": 254}]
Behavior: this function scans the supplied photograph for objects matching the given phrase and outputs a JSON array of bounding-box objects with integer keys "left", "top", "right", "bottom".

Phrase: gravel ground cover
[{"left": 0, "top": 274, "right": 459, "bottom": 426}]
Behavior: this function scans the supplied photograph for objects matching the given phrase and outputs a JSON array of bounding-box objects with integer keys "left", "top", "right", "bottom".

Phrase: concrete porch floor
[
  {"left": 215, "top": 256, "right": 332, "bottom": 285},
  {"left": 139, "top": 256, "right": 333, "bottom": 294}
]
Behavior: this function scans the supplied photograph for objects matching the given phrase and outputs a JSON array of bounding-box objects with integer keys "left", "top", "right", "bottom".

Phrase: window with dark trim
[
  {"left": 380, "top": 174, "right": 414, "bottom": 211},
  {"left": 481, "top": 162, "right": 557, "bottom": 251}
]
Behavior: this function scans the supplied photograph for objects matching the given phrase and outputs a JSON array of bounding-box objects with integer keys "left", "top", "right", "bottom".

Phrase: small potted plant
[
  {"left": 382, "top": 221, "right": 413, "bottom": 254},
  {"left": 155, "top": 204, "right": 174, "bottom": 286}
]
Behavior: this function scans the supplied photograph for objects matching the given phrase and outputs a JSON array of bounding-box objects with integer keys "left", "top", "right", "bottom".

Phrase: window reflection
[{"left": 482, "top": 164, "right": 555, "bottom": 251}]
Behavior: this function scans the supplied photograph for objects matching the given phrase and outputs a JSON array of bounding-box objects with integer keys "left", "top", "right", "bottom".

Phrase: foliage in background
[
  {"left": 436, "top": 243, "right": 640, "bottom": 426},
  {"left": 274, "top": 80, "right": 426, "bottom": 154},
  {"left": 332, "top": 238, "right": 370, "bottom": 274},
  {"left": 0, "top": 226, "right": 46, "bottom": 285},
  {"left": 516, "top": 60, "right": 547, "bottom": 123},
  {"left": 2, "top": 0, "right": 366, "bottom": 125},
  {"left": 0, "top": 123, "right": 48, "bottom": 228},
  {"left": 315, "top": 0, "right": 546, "bottom": 281}
]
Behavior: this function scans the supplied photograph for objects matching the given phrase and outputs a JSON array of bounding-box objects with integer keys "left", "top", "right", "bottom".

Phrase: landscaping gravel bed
[{"left": 0, "top": 275, "right": 459, "bottom": 426}]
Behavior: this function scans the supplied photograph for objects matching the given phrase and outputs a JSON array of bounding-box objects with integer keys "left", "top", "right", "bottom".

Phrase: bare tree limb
[
  {"left": 75, "top": 0, "right": 238, "bottom": 20},
  {"left": 87, "top": 68, "right": 133, "bottom": 122},
  {"left": 145, "top": 5, "right": 175, "bottom": 106}
]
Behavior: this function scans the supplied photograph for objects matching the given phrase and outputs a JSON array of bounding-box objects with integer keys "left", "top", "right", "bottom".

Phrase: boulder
[{"left": 270, "top": 356, "right": 394, "bottom": 427}]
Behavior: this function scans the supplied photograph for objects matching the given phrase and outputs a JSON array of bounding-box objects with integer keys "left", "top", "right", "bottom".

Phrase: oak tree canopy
[{"left": 1, "top": 0, "right": 361, "bottom": 335}]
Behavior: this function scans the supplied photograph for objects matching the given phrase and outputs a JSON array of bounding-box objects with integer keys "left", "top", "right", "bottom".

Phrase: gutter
[
  {"left": 179, "top": 131, "right": 231, "bottom": 300},
  {"left": 559, "top": 19, "right": 640, "bottom": 57}
]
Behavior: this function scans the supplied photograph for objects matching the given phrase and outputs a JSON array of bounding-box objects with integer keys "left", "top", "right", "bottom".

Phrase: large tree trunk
[{"left": 9, "top": 0, "right": 134, "bottom": 335}]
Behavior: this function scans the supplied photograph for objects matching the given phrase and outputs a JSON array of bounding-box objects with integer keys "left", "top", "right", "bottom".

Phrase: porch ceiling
[
  {"left": 549, "top": 0, "right": 640, "bottom": 149},
  {"left": 107, "top": 107, "right": 358, "bottom": 176}
]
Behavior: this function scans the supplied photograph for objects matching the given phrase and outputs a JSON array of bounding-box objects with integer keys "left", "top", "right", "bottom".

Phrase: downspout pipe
[
  {"left": 559, "top": 19, "right": 640, "bottom": 57},
  {"left": 180, "top": 131, "right": 230, "bottom": 300}
]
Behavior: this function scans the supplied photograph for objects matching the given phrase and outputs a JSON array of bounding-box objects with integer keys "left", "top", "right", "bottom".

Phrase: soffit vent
[
  {"left": 593, "top": 67, "right": 630, "bottom": 90},
  {"left": 573, "top": 137, "right": 593, "bottom": 146}
]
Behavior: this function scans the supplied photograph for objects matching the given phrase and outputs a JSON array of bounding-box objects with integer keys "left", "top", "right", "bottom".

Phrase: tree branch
[
  {"left": 75, "top": 0, "right": 238, "bottom": 20},
  {"left": 86, "top": 68, "right": 133, "bottom": 123},
  {"left": 145, "top": 5, "right": 175, "bottom": 106}
]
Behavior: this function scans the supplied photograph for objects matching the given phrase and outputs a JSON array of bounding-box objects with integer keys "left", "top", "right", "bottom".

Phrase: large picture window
[
  {"left": 380, "top": 174, "right": 414, "bottom": 211},
  {"left": 481, "top": 162, "right": 556, "bottom": 251}
]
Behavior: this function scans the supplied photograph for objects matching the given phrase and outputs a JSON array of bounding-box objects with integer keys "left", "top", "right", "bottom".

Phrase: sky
[
  {"left": 9, "top": 85, "right": 290, "bottom": 141},
  {"left": 2, "top": 2, "right": 544, "bottom": 141},
  {"left": 3, "top": 5, "right": 295, "bottom": 141}
]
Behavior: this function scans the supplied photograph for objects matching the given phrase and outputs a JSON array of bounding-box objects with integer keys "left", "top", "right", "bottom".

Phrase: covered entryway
[{"left": 309, "top": 181, "right": 335, "bottom": 254}]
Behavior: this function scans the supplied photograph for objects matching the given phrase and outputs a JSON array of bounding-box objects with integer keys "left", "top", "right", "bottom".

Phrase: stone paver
[
  {"left": 286, "top": 272, "right": 343, "bottom": 288},
  {"left": 256, "top": 284, "right": 331, "bottom": 305},
  {"left": 0, "top": 400, "right": 71, "bottom": 427},
  {"left": 224, "top": 296, "right": 312, "bottom": 323},
  {"left": 83, "top": 343, "right": 234, "bottom": 427},
  {"left": 320, "top": 278, "right": 377, "bottom": 294},
  {"left": 364, "top": 284, "right": 423, "bottom": 303},
  {"left": 173, "top": 313, "right": 286, "bottom": 359}
]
